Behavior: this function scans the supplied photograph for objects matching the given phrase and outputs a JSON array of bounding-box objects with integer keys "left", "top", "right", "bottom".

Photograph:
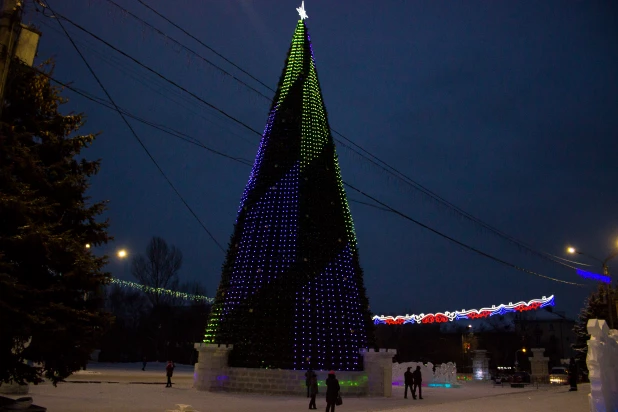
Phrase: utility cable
[
  {"left": 118, "top": 0, "right": 576, "bottom": 270},
  {"left": 48, "top": 9, "right": 262, "bottom": 139},
  {"left": 43, "top": 0, "right": 226, "bottom": 253},
  {"left": 36, "top": 71, "right": 252, "bottom": 166},
  {"left": 34, "top": 59, "right": 579, "bottom": 287},
  {"left": 343, "top": 181, "right": 583, "bottom": 286},
  {"left": 105, "top": 0, "right": 271, "bottom": 100},
  {"left": 39, "top": 4, "right": 581, "bottom": 282},
  {"left": 34, "top": 18, "right": 258, "bottom": 148},
  {"left": 136, "top": 0, "right": 273, "bottom": 93},
  {"left": 348, "top": 198, "right": 393, "bottom": 213}
]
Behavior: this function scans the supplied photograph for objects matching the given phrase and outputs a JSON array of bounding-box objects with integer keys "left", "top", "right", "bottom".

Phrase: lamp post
[
  {"left": 514, "top": 348, "right": 526, "bottom": 371},
  {"left": 567, "top": 246, "right": 617, "bottom": 329},
  {"left": 462, "top": 324, "right": 472, "bottom": 374}
]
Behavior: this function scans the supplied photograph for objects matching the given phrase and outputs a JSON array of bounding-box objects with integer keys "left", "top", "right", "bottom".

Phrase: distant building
[
  {"left": 514, "top": 307, "right": 576, "bottom": 363},
  {"left": 439, "top": 307, "right": 576, "bottom": 368}
]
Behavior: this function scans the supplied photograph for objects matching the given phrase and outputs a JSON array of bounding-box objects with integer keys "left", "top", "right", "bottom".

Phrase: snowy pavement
[{"left": 9, "top": 363, "right": 589, "bottom": 412}]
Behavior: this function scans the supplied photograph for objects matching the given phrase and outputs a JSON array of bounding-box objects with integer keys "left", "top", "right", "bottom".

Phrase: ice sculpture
[
  {"left": 586, "top": 319, "right": 618, "bottom": 412},
  {"left": 392, "top": 361, "right": 457, "bottom": 387}
]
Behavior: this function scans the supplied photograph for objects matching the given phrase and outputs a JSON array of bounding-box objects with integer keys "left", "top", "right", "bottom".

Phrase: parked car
[
  {"left": 491, "top": 374, "right": 509, "bottom": 384},
  {"left": 549, "top": 367, "right": 569, "bottom": 385},
  {"left": 512, "top": 371, "right": 531, "bottom": 383}
]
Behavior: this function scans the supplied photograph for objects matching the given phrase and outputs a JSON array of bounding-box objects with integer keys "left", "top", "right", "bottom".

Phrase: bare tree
[
  {"left": 105, "top": 285, "right": 149, "bottom": 329},
  {"left": 131, "top": 236, "right": 183, "bottom": 306},
  {"left": 177, "top": 280, "right": 209, "bottom": 307}
]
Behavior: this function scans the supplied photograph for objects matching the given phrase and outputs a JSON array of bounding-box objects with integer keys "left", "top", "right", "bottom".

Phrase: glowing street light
[
  {"left": 565, "top": 242, "right": 618, "bottom": 328},
  {"left": 117, "top": 249, "right": 127, "bottom": 259},
  {"left": 85, "top": 243, "right": 91, "bottom": 249},
  {"left": 514, "top": 347, "right": 527, "bottom": 371}
]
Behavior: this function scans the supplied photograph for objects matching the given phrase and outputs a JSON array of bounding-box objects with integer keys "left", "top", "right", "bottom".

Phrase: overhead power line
[
  {"left": 48, "top": 9, "right": 262, "bottom": 139},
  {"left": 343, "top": 182, "right": 583, "bottom": 286},
  {"left": 36, "top": 71, "right": 252, "bottom": 166},
  {"left": 43, "top": 0, "right": 225, "bottom": 253},
  {"left": 42, "top": 69, "right": 580, "bottom": 287},
  {"left": 135, "top": 0, "right": 273, "bottom": 92},
  {"left": 34, "top": 18, "right": 257, "bottom": 148},
  {"left": 40, "top": 4, "right": 580, "bottom": 285},
  {"left": 106, "top": 0, "right": 576, "bottom": 271},
  {"left": 106, "top": 0, "right": 271, "bottom": 100}
]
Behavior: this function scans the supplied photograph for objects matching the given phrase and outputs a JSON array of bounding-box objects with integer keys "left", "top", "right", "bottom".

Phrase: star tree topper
[{"left": 297, "top": 1, "right": 308, "bottom": 20}]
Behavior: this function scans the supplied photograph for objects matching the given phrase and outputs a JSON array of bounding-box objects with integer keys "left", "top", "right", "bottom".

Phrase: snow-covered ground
[{"left": 8, "top": 363, "right": 589, "bottom": 412}]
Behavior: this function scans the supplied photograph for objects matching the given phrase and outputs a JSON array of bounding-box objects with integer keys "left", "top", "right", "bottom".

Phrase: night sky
[{"left": 28, "top": 1, "right": 617, "bottom": 318}]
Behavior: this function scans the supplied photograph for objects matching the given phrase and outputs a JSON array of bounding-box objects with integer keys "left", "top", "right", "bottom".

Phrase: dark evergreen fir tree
[
  {"left": 572, "top": 283, "right": 616, "bottom": 362},
  {"left": 0, "top": 60, "right": 112, "bottom": 385},
  {"left": 204, "top": 18, "right": 374, "bottom": 370}
]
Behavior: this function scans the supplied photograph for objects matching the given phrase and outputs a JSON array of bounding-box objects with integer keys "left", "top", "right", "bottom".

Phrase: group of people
[
  {"left": 305, "top": 369, "right": 341, "bottom": 411},
  {"left": 403, "top": 366, "right": 423, "bottom": 400},
  {"left": 305, "top": 366, "right": 424, "bottom": 410}
]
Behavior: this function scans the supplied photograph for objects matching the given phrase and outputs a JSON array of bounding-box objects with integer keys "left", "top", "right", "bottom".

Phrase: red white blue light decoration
[{"left": 372, "top": 295, "right": 555, "bottom": 325}]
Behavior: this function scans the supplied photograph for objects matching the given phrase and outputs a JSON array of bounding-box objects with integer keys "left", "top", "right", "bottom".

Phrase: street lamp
[
  {"left": 85, "top": 243, "right": 91, "bottom": 249},
  {"left": 514, "top": 348, "right": 526, "bottom": 371},
  {"left": 567, "top": 245, "right": 618, "bottom": 329},
  {"left": 116, "top": 249, "right": 129, "bottom": 277},
  {"left": 462, "top": 324, "right": 473, "bottom": 374}
]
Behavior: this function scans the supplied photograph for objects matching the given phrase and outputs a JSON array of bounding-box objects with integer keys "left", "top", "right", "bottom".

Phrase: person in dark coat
[
  {"left": 142, "top": 356, "right": 147, "bottom": 371},
  {"left": 568, "top": 357, "right": 578, "bottom": 391},
  {"left": 305, "top": 368, "right": 316, "bottom": 397},
  {"left": 325, "top": 371, "right": 340, "bottom": 412},
  {"left": 308, "top": 375, "right": 318, "bottom": 410},
  {"left": 404, "top": 367, "right": 414, "bottom": 399},
  {"left": 165, "top": 360, "right": 175, "bottom": 388},
  {"left": 412, "top": 365, "right": 423, "bottom": 399}
]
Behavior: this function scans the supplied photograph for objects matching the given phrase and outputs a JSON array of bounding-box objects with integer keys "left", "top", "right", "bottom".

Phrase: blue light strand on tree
[
  {"left": 226, "top": 163, "right": 299, "bottom": 312},
  {"left": 295, "top": 245, "right": 366, "bottom": 371}
]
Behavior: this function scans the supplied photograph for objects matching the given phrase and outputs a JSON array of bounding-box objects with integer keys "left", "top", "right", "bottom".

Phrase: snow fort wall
[{"left": 193, "top": 343, "right": 396, "bottom": 397}]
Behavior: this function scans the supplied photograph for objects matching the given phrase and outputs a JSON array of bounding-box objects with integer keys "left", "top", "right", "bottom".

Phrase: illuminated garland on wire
[
  {"left": 576, "top": 268, "right": 611, "bottom": 284},
  {"left": 373, "top": 295, "right": 554, "bottom": 325},
  {"left": 109, "top": 278, "right": 214, "bottom": 303},
  {"left": 109, "top": 276, "right": 553, "bottom": 325}
]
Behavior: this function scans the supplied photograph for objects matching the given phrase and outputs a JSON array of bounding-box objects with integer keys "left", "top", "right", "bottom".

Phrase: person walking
[
  {"left": 305, "top": 368, "right": 316, "bottom": 397},
  {"left": 325, "top": 371, "right": 340, "bottom": 412},
  {"left": 165, "top": 360, "right": 175, "bottom": 388},
  {"left": 568, "top": 357, "right": 578, "bottom": 392},
  {"left": 142, "top": 356, "right": 147, "bottom": 371},
  {"left": 412, "top": 365, "right": 423, "bottom": 400},
  {"left": 404, "top": 367, "right": 414, "bottom": 399},
  {"left": 308, "top": 374, "right": 318, "bottom": 410}
]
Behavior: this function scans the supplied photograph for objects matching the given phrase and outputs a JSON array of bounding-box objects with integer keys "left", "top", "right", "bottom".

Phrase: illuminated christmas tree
[{"left": 205, "top": 4, "right": 374, "bottom": 371}]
